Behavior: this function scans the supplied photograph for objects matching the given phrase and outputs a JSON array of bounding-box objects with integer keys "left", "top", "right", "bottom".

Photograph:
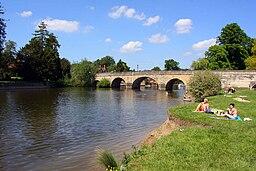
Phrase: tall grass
[{"left": 97, "top": 149, "right": 119, "bottom": 171}]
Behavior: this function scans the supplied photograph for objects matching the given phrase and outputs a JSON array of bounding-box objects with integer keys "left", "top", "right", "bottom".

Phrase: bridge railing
[{"left": 96, "top": 70, "right": 256, "bottom": 77}]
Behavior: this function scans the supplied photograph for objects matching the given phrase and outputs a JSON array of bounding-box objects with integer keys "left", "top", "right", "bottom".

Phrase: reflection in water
[{"left": 0, "top": 88, "right": 184, "bottom": 171}]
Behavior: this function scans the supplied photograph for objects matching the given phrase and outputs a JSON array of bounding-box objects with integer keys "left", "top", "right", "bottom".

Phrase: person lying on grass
[{"left": 195, "top": 98, "right": 213, "bottom": 113}]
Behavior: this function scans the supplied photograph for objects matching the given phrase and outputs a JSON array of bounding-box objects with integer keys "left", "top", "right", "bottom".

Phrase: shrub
[
  {"left": 188, "top": 70, "right": 221, "bottom": 101},
  {"left": 97, "top": 78, "right": 111, "bottom": 88}
]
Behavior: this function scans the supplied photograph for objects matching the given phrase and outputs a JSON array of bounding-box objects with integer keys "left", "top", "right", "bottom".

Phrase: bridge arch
[
  {"left": 166, "top": 78, "right": 186, "bottom": 92},
  {"left": 132, "top": 77, "right": 158, "bottom": 90},
  {"left": 111, "top": 77, "right": 126, "bottom": 88}
]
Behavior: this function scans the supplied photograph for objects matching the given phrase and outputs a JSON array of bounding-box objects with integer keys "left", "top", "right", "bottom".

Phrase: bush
[
  {"left": 97, "top": 78, "right": 111, "bottom": 88},
  {"left": 188, "top": 70, "right": 221, "bottom": 101}
]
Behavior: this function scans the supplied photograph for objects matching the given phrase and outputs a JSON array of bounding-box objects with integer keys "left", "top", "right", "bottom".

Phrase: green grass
[{"left": 127, "top": 89, "right": 256, "bottom": 170}]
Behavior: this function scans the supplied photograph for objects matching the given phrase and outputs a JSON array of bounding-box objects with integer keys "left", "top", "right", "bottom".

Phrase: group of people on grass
[{"left": 195, "top": 97, "right": 241, "bottom": 120}]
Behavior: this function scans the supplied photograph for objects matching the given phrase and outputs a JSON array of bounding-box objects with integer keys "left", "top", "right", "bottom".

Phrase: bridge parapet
[
  {"left": 96, "top": 70, "right": 194, "bottom": 77},
  {"left": 95, "top": 70, "right": 256, "bottom": 90}
]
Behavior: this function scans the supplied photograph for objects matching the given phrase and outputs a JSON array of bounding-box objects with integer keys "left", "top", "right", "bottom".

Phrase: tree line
[
  {"left": 192, "top": 23, "right": 256, "bottom": 70},
  {"left": 0, "top": 3, "right": 131, "bottom": 87},
  {"left": 1, "top": 3, "right": 255, "bottom": 87}
]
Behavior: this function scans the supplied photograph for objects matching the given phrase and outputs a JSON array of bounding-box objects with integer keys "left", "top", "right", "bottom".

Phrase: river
[{"left": 0, "top": 88, "right": 184, "bottom": 171}]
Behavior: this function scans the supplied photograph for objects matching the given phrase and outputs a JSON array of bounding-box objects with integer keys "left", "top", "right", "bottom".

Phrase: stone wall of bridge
[{"left": 95, "top": 70, "right": 256, "bottom": 90}]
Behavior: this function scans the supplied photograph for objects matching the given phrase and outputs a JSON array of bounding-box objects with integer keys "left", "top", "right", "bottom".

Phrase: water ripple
[{"left": 0, "top": 88, "right": 184, "bottom": 171}]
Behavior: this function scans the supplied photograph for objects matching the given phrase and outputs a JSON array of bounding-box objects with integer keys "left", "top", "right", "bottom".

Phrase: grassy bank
[{"left": 127, "top": 89, "right": 256, "bottom": 170}]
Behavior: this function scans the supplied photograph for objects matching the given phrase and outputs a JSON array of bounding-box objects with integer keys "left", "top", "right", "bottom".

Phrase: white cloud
[
  {"left": 134, "top": 13, "right": 146, "bottom": 21},
  {"left": 144, "top": 16, "right": 160, "bottom": 26},
  {"left": 84, "top": 25, "right": 94, "bottom": 33},
  {"left": 120, "top": 41, "right": 143, "bottom": 53},
  {"left": 40, "top": 18, "right": 79, "bottom": 32},
  {"left": 105, "top": 38, "right": 112, "bottom": 43},
  {"left": 108, "top": 5, "right": 145, "bottom": 21},
  {"left": 183, "top": 51, "right": 192, "bottom": 56},
  {"left": 174, "top": 18, "right": 193, "bottom": 34},
  {"left": 87, "top": 6, "right": 95, "bottom": 10},
  {"left": 192, "top": 38, "right": 217, "bottom": 50},
  {"left": 20, "top": 11, "right": 32, "bottom": 17},
  {"left": 148, "top": 33, "right": 169, "bottom": 44}
]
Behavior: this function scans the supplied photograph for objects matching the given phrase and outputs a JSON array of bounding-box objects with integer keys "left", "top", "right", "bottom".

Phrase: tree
[
  {"left": 217, "top": 23, "right": 253, "bottom": 54},
  {"left": 115, "top": 59, "right": 130, "bottom": 72},
  {"left": 0, "top": 40, "right": 17, "bottom": 80},
  {"left": 70, "top": 59, "right": 97, "bottom": 87},
  {"left": 192, "top": 23, "right": 252, "bottom": 70},
  {"left": 0, "top": 3, "right": 6, "bottom": 53},
  {"left": 151, "top": 66, "right": 161, "bottom": 71},
  {"left": 252, "top": 39, "right": 256, "bottom": 55},
  {"left": 217, "top": 23, "right": 252, "bottom": 69},
  {"left": 17, "top": 38, "right": 43, "bottom": 80},
  {"left": 17, "top": 22, "right": 63, "bottom": 81},
  {"left": 33, "top": 22, "right": 49, "bottom": 47},
  {"left": 43, "top": 33, "right": 62, "bottom": 80},
  {"left": 191, "top": 58, "right": 209, "bottom": 70},
  {"left": 205, "top": 45, "right": 231, "bottom": 70},
  {"left": 60, "top": 58, "right": 71, "bottom": 78},
  {"left": 94, "top": 56, "right": 115, "bottom": 72},
  {"left": 164, "top": 59, "right": 180, "bottom": 70},
  {"left": 245, "top": 39, "right": 256, "bottom": 70},
  {"left": 245, "top": 57, "right": 256, "bottom": 70},
  {"left": 224, "top": 44, "right": 248, "bottom": 69}
]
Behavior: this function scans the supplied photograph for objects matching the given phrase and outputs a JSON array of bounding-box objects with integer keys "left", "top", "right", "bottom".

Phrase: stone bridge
[{"left": 95, "top": 70, "right": 256, "bottom": 91}]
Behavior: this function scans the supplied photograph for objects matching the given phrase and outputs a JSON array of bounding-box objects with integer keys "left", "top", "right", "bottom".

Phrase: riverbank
[
  {"left": 127, "top": 89, "right": 256, "bottom": 170},
  {"left": 0, "top": 81, "right": 65, "bottom": 90},
  {"left": 141, "top": 116, "right": 211, "bottom": 146}
]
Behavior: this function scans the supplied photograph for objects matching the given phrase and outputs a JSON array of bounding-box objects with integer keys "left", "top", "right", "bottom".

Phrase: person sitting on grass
[
  {"left": 223, "top": 103, "right": 241, "bottom": 120},
  {"left": 195, "top": 98, "right": 213, "bottom": 113}
]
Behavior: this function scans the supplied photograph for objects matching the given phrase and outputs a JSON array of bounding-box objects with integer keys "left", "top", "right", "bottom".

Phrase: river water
[{"left": 0, "top": 88, "right": 184, "bottom": 171}]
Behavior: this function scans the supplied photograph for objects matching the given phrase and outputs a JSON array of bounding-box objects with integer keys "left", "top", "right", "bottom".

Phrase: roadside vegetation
[{"left": 126, "top": 89, "right": 256, "bottom": 170}]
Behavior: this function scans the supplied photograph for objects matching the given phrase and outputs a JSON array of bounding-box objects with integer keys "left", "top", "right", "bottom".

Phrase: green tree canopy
[
  {"left": 251, "top": 39, "right": 256, "bottom": 55},
  {"left": 151, "top": 66, "right": 161, "bottom": 71},
  {"left": 225, "top": 44, "right": 249, "bottom": 69},
  {"left": 191, "top": 58, "right": 209, "bottom": 70},
  {"left": 217, "top": 22, "right": 253, "bottom": 57},
  {"left": 94, "top": 56, "right": 115, "bottom": 72},
  {"left": 245, "top": 39, "right": 256, "bottom": 70},
  {"left": 60, "top": 58, "right": 71, "bottom": 78},
  {"left": 115, "top": 59, "right": 130, "bottom": 72},
  {"left": 205, "top": 45, "right": 231, "bottom": 70},
  {"left": 17, "top": 22, "right": 63, "bottom": 81},
  {"left": 165, "top": 59, "right": 180, "bottom": 70},
  {"left": 0, "top": 40, "right": 17, "bottom": 80},
  {"left": 192, "top": 23, "right": 252, "bottom": 70},
  {"left": 70, "top": 59, "right": 97, "bottom": 87}
]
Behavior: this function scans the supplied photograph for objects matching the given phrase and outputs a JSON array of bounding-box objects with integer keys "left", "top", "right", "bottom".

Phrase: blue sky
[{"left": 2, "top": 0, "right": 256, "bottom": 70}]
